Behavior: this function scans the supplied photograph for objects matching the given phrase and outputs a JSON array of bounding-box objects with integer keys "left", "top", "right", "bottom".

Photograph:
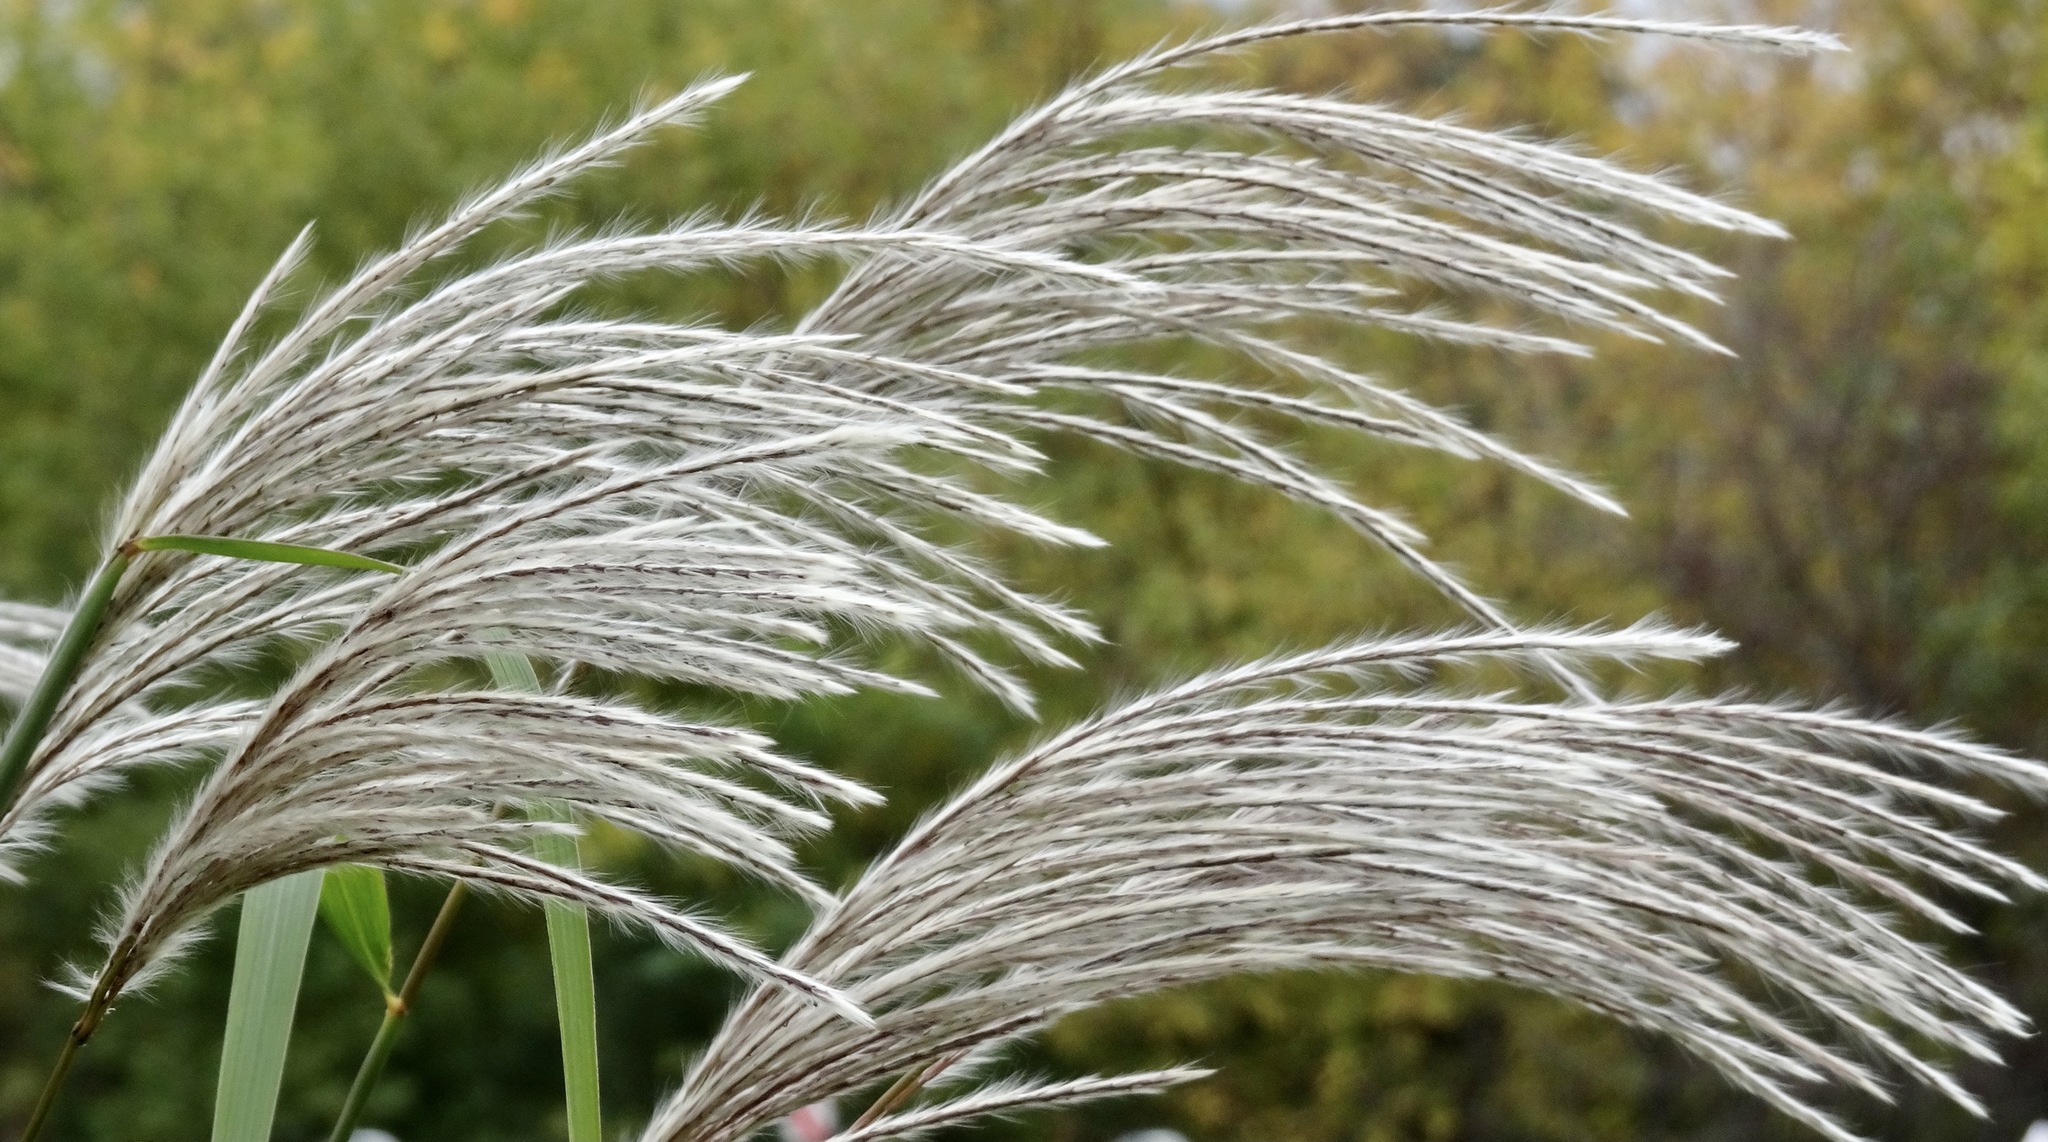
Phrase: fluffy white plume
[
  {"left": 73, "top": 422, "right": 1021, "bottom": 1018},
  {"left": 0, "top": 90, "right": 1115, "bottom": 873},
  {"left": 0, "top": 10, "right": 1841, "bottom": 865},
  {"left": 20, "top": 14, "right": 2025, "bottom": 1131},
  {"left": 646, "top": 627, "right": 2048, "bottom": 1142}
]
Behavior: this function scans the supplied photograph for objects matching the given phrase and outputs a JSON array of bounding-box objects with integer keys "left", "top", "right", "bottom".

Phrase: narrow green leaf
[
  {"left": 483, "top": 650, "right": 542, "bottom": 693},
  {"left": 319, "top": 864, "right": 394, "bottom": 996},
  {"left": 538, "top": 829, "right": 602, "bottom": 1142},
  {"left": 213, "top": 870, "right": 325, "bottom": 1142},
  {"left": 134, "top": 534, "right": 405, "bottom": 574},
  {"left": 485, "top": 651, "right": 602, "bottom": 1142}
]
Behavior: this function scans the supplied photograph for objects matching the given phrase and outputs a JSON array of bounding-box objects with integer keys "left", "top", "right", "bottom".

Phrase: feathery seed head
[
  {"left": 8, "top": 13, "right": 2043, "bottom": 1141},
  {"left": 649, "top": 628, "right": 2046, "bottom": 1142}
]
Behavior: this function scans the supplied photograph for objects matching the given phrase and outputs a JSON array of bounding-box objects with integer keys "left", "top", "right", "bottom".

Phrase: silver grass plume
[
  {"left": 788, "top": 9, "right": 1841, "bottom": 701},
  {"left": 0, "top": 88, "right": 1111, "bottom": 854},
  {"left": 13, "top": 9, "right": 2022, "bottom": 1128},
  {"left": 646, "top": 627, "right": 2048, "bottom": 1142},
  {"left": 0, "top": 8, "right": 1839, "bottom": 870}
]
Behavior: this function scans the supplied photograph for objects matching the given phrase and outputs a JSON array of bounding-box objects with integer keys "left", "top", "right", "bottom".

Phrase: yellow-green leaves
[
  {"left": 320, "top": 864, "right": 396, "bottom": 999},
  {"left": 132, "top": 535, "right": 405, "bottom": 575}
]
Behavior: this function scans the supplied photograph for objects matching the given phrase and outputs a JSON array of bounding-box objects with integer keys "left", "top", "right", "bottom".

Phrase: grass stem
[
  {"left": 18, "top": 1013, "right": 96, "bottom": 1142},
  {"left": 845, "top": 1049, "right": 967, "bottom": 1136},
  {"left": 0, "top": 552, "right": 132, "bottom": 812},
  {"left": 6, "top": 552, "right": 140, "bottom": 1142},
  {"left": 18, "top": 967, "right": 125, "bottom": 1142},
  {"left": 325, "top": 880, "right": 469, "bottom": 1142}
]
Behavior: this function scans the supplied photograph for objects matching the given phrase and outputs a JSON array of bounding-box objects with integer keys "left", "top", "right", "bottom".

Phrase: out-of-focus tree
[{"left": 1600, "top": 5, "right": 2048, "bottom": 1137}]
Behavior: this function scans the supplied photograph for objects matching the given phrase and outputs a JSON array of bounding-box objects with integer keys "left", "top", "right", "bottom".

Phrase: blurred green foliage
[{"left": 1, "top": 1, "right": 2046, "bottom": 1140}]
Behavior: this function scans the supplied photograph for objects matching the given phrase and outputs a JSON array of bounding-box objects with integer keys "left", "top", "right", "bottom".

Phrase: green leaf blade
[
  {"left": 213, "top": 870, "right": 326, "bottom": 1142},
  {"left": 483, "top": 650, "right": 543, "bottom": 693},
  {"left": 539, "top": 831, "right": 602, "bottom": 1142},
  {"left": 134, "top": 534, "right": 405, "bottom": 574},
  {"left": 484, "top": 651, "right": 601, "bottom": 1142},
  {"left": 319, "top": 864, "right": 395, "bottom": 996}
]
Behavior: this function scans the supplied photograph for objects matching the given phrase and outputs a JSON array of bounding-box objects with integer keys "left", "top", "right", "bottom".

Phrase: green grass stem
[
  {"left": 0, "top": 552, "right": 131, "bottom": 812},
  {"left": 326, "top": 880, "right": 470, "bottom": 1142}
]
